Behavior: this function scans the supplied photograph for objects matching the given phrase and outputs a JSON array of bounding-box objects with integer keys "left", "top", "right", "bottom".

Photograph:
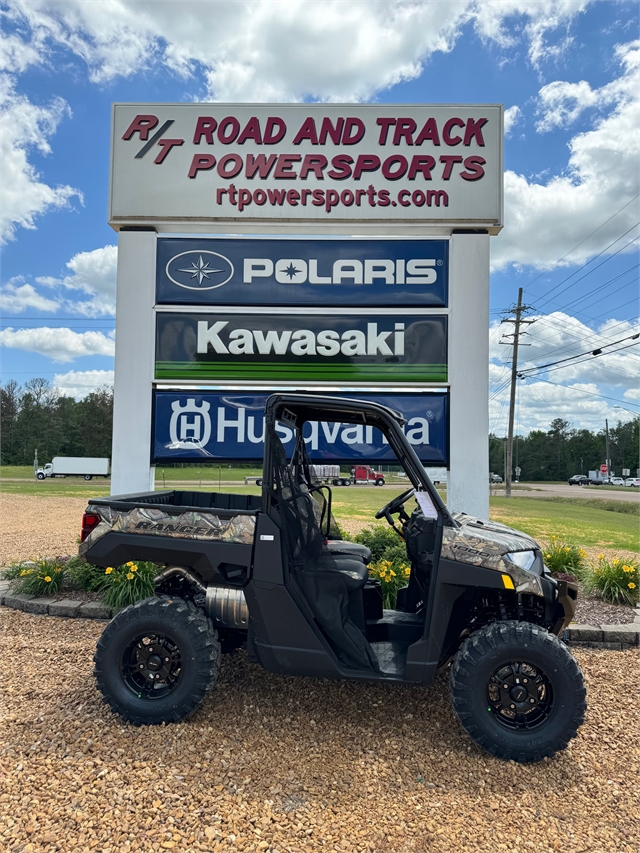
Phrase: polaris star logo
[{"left": 166, "top": 250, "right": 234, "bottom": 290}]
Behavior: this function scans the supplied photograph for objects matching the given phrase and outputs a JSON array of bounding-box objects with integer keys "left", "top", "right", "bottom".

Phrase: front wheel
[
  {"left": 94, "top": 597, "right": 220, "bottom": 725},
  {"left": 36, "top": 473, "right": 45, "bottom": 480},
  {"left": 450, "top": 621, "right": 586, "bottom": 763}
]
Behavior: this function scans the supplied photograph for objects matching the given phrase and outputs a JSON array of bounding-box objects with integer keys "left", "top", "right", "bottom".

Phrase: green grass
[
  {"left": 490, "top": 497, "right": 639, "bottom": 552},
  {"left": 3, "top": 468, "right": 636, "bottom": 553}
]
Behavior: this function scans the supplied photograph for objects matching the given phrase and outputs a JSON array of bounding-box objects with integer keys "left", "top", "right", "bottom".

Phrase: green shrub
[
  {"left": 587, "top": 554, "right": 639, "bottom": 606},
  {"left": 1, "top": 562, "right": 27, "bottom": 581},
  {"left": 368, "top": 559, "right": 412, "bottom": 609},
  {"left": 354, "top": 525, "right": 407, "bottom": 564},
  {"left": 64, "top": 556, "right": 106, "bottom": 592},
  {"left": 542, "top": 537, "right": 589, "bottom": 579},
  {"left": 98, "top": 560, "right": 157, "bottom": 612},
  {"left": 13, "top": 559, "right": 65, "bottom": 596}
]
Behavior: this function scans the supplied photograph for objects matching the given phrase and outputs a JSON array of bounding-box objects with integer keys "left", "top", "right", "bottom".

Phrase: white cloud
[
  {"left": 0, "top": 326, "right": 115, "bottom": 361},
  {"left": 493, "top": 40, "right": 640, "bottom": 272},
  {"left": 504, "top": 105, "right": 522, "bottom": 136},
  {"left": 0, "top": 75, "right": 81, "bottom": 243},
  {"left": 4, "top": 0, "right": 597, "bottom": 101},
  {"left": 489, "top": 311, "right": 640, "bottom": 432},
  {"left": 38, "top": 245, "right": 118, "bottom": 316},
  {"left": 536, "top": 40, "right": 639, "bottom": 131},
  {"left": 54, "top": 368, "right": 114, "bottom": 399},
  {"left": 623, "top": 388, "right": 640, "bottom": 402},
  {"left": 0, "top": 279, "right": 60, "bottom": 312},
  {"left": 473, "top": 0, "right": 589, "bottom": 67}
]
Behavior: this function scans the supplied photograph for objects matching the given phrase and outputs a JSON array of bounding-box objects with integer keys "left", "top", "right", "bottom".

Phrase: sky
[{"left": 0, "top": 0, "right": 638, "bottom": 436}]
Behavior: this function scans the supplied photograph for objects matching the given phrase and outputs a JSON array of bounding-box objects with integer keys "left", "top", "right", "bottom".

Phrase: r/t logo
[
  {"left": 122, "top": 114, "right": 184, "bottom": 164},
  {"left": 169, "top": 399, "right": 212, "bottom": 449}
]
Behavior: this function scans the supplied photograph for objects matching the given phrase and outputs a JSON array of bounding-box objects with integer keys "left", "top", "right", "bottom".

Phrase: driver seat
[{"left": 326, "top": 540, "right": 372, "bottom": 564}]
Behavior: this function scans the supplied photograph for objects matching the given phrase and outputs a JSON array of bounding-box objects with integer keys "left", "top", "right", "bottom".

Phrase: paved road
[{"left": 495, "top": 482, "right": 640, "bottom": 503}]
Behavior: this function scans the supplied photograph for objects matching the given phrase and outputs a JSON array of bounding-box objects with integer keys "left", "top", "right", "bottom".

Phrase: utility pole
[
  {"left": 605, "top": 419, "right": 610, "bottom": 482},
  {"left": 501, "top": 288, "right": 534, "bottom": 497}
]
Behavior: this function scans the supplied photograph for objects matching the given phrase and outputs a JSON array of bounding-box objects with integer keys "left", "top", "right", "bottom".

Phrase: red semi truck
[{"left": 351, "top": 465, "right": 385, "bottom": 486}]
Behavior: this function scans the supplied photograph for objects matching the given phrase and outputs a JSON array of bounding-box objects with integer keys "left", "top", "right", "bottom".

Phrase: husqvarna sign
[
  {"left": 153, "top": 391, "right": 449, "bottom": 464},
  {"left": 109, "top": 104, "right": 503, "bottom": 228},
  {"left": 156, "top": 237, "right": 448, "bottom": 306}
]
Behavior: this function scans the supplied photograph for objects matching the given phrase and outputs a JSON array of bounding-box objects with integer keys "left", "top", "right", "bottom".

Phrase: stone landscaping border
[
  {"left": 0, "top": 583, "right": 113, "bottom": 620},
  {"left": 1, "top": 579, "right": 639, "bottom": 645}
]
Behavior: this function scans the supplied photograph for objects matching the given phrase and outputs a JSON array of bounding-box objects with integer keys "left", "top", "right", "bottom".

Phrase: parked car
[
  {"left": 568, "top": 475, "right": 588, "bottom": 486},
  {"left": 489, "top": 473, "right": 502, "bottom": 483},
  {"left": 609, "top": 477, "right": 625, "bottom": 486},
  {"left": 625, "top": 477, "right": 640, "bottom": 487}
]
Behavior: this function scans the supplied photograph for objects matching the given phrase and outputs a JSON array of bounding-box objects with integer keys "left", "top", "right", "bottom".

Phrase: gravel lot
[
  {"left": 1, "top": 608, "right": 638, "bottom": 853},
  {"left": 0, "top": 494, "right": 88, "bottom": 565}
]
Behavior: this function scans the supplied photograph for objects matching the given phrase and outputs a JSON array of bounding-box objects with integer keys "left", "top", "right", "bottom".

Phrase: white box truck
[{"left": 36, "top": 457, "right": 110, "bottom": 481}]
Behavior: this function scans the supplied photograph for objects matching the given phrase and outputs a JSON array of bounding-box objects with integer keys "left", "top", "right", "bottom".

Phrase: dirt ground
[
  {"left": 0, "top": 493, "right": 89, "bottom": 565},
  {"left": 0, "top": 608, "right": 638, "bottom": 853}
]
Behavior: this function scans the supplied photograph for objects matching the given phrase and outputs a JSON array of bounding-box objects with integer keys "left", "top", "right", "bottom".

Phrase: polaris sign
[
  {"left": 155, "top": 313, "right": 447, "bottom": 383},
  {"left": 156, "top": 238, "right": 448, "bottom": 307},
  {"left": 152, "top": 391, "right": 448, "bottom": 464}
]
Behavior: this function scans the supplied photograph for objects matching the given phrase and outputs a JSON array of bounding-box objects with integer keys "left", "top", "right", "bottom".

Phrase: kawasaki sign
[
  {"left": 152, "top": 390, "right": 448, "bottom": 464},
  {"left": 157, "top": 237, "right": 448, "bottom": 307},
  {"left": 155, "top": 312, "right": 447, "bottom": 383}
]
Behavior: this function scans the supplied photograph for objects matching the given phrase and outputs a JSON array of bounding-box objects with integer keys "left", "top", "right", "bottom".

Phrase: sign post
[{"left": 109, "top": 103, "right": 503, "bottom": 518}]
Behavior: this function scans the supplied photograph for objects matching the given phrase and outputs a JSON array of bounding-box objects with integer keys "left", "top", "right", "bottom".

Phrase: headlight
[
  {"left": 505, "top": 550, "right": 536, "bottom": 571},
  {"left": 503, "top": 551, "right": 544, "bottom": 596}
]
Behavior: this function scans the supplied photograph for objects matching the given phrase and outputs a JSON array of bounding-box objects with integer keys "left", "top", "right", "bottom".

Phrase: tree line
[
  {"left": 1, "top": 380, "right": 638, "bottom": 480},
  {"left": 490, "top": 417, "right": 639, "bottom": 481},
  {"left": 1, "top": 379, "right": 113, "bottom": 465}
]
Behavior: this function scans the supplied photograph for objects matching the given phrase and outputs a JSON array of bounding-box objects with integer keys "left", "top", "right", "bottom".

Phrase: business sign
[
  {"left": 152, "top": 391, "right": 448, "bottom": 464},
  {"left": 155, "top": 313, "right": 447, "bottom": 383},
  {"left": 157, "top": 237, "right": 448, "bottom": 307},
  {"left": 110, "top": 104, "right": 503, "bottom": 227}
]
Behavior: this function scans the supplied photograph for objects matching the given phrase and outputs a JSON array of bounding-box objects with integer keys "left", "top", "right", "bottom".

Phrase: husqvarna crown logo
[
  {"left": 166, "top": 251, "right": 234, "bottom": 290},
  {"left": 169, "top": 399, "right": 212, "bottom": 448}
]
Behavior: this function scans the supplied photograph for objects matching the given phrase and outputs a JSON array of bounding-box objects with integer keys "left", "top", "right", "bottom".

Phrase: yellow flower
[
  {"left": 130, "top": 565, "right": 138, "bottom": 572},
  {"left": 612, "top": 559, "right": 619, "bottom": 565},
  {"left": 126, "top": 572, "right": 135, "bottom": 580},
  {"left": 598, "top": 554, "right": 604, "bottom": 560},
  {"left": 105, "top": 567, "right": 113, "bottom": 574},
  {"left": 564, "top": 547, "right": 570, "bottom": 552},
  {"left": 628, "top": 582, "right": 636, "bottom": 589},
  {"left": 623, "top": 566, "right": 631, "bottom": 572},
  {"left": 390, "top": 570, "right": 396, "bottom": 576},
  {"left": 20, "top": 570, "right": 27, "bottom": 577},
  {"left": 44, "top": 576, "right": 52, "bottom": 583},
  {"left": 126, "top": 561, "right": 135, "bottom": 567}
]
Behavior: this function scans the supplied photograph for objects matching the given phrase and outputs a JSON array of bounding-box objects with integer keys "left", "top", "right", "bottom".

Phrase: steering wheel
[{"left": 375, "top": 487, "right": 416, "bottom": 524}]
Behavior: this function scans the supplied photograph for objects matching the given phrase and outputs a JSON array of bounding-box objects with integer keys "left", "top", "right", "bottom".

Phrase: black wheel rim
[
  {"left": 120, "top": 632, "right": 183, "bottom": 700},
  {"left": 486, "top": 661, "right": 554, "bottom": 730}
]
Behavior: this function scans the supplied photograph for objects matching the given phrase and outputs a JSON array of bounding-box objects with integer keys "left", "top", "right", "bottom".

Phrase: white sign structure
[
  {"left": 110, "top": 104, "right": 502, "bottom": 230},
  {"left": 109, "top": 103, "right": 503, "bottom": 520}
]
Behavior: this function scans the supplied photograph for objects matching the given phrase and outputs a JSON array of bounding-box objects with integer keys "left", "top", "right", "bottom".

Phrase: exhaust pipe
[
  {"left": 205, "top": 586, "right": 249, "bottom": 630},
  {"left": 154, "top": 566, "right": 248, "bottom": 630}
]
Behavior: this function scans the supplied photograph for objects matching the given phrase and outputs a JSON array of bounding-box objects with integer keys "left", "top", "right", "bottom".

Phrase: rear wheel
[
  {"left": 450, "top": 621, "right": 586, "bottom": 763},
  {"left": 84, "top": 475, "right": 93, "bottom": 481},
  {"left": 94, "top": 596, "right": 220, "bottom": 725}
]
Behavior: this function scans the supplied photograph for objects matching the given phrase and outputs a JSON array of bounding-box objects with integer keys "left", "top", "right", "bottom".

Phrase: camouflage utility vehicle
[{"left": 83, "top": 394, "right": 586, "bottom": 763}]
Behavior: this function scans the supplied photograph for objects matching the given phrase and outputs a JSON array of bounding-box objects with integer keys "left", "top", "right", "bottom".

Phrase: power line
[
  {"left": 519, "top": 313, "right": 640, "bottom": 365},
  {"left": 519, "top": 337, "right": 640, "bottom": 378},
  {"left": 524, "top": 192, "right": 640, "bottom": 293},
  {"left": 533, "top": 227, "right": 640, "bottom": 308},
  {"left": 529, "top": 377, "right": 640, "bottom": 409}
]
